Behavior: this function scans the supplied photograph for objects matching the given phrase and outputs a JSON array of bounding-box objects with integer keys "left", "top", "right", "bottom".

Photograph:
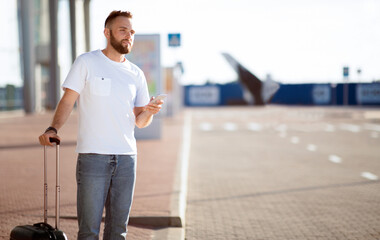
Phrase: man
[{"left": 38, "top": 10, "right": 163, "bottom": 240}]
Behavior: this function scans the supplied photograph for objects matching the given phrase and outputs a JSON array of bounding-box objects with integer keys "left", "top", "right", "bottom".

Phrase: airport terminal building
[{"left": 0, "top": 0, "right": 90, "bottom": 113}]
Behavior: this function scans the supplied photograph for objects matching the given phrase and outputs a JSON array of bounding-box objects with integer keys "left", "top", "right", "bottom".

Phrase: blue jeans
[{"left": 76, "top": 154, "right": 137, "bottom": 240}]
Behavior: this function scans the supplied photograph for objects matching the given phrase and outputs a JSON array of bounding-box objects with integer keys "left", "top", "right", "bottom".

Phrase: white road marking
[
  {"left": 328, "top": 155, "right": 342, "bottom": 163},
  {"left": 224, "top": 122, "right": 237, "bottom": 131},
  {"left": 307, "top": 144, "right": 317, "bottom": 151},
  {"left": 361, "top": 172, "right": 379, "bottom": 181},
  {"left": 200, "top": 122, "right": 213, "bottom": 131},
  {"left": 324, "top": 124, "right": 335, "bottom": 132},
  {"left": 364, "top": 123, "right": 380, "bottom": 132},
  {"left": 370, "top": 132, "right": 379, "bottom": 138},
  {"left": 247, "top": 122, "right": 262, "bottom": 131},
  {"left": 340, "top": 123, "right": 361, "bottom": 133},
  {"left": 291, "top": 136, "right": 299, "bottom": 144}
]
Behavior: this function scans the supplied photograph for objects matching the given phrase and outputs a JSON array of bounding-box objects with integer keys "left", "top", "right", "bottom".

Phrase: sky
[
  {"left": 0, "top": 0, "right": 22, "bottom": 87},
  {"left": 0, "top": 0, "right": 379, "bottom": 87},
  {"left": 89, "top": 0, "right": 380, "bottom": 85}
]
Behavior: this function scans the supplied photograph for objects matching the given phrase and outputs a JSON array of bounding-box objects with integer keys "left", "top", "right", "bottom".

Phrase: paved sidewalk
[{"left": 0, "top": 110, "right": 185, "bottom": 239}]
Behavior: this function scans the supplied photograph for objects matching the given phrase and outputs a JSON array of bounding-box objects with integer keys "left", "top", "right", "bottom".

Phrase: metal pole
[
  {"left": 49, "top": 0, "right": 60, "bottom": 109},
  {"left": 69, "top": 0, "right": 77, "bottom": 62},
  {"left": 43, "top": 146, "right": 48, "bottom": 224},
  {"left": 18, "top": 0, "right": 35, "bottom": 113},
  {"left": 84, "top": 0, "right": 91, "bottom": 52},
  {"left": 55, "top": 144, "right": 60, "bottom": 229},
  {"left": 342, "top": 67, "right": 349, "bottom": 106}
]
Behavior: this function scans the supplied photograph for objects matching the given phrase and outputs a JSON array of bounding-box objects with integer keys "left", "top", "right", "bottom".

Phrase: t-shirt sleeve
[
  {"left": 62, "top": 56, "right": 87, "bottom": 94},
  {"left": 134, "top": 70, "right": 150, "bottom": 107}
]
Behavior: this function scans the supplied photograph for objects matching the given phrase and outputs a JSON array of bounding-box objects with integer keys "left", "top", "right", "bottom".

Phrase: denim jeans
[{"left": 76, "top": 153, "right": 136, "bottom": 240}]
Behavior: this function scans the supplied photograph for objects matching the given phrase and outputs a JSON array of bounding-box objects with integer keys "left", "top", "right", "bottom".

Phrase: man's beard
[{"left": 110, "top": 30, "right": 131, "bottom": 54}]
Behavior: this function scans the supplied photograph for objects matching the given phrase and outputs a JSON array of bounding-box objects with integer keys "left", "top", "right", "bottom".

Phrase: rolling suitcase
[{"left": 10, "top": 138, "right": 68, "bottom": 240}]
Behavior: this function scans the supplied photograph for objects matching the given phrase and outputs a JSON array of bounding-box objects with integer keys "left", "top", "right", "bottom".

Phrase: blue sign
[
  {"left": 343, "top": 66, "right": 349, "bottom": 77},
  {"left": 168, "top": 33, "right": 181, "bottom": 47}
]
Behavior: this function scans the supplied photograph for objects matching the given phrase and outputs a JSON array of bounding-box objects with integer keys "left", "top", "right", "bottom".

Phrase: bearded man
[{"left": 39, "top": 10, "right": 163, "bottom": 240}]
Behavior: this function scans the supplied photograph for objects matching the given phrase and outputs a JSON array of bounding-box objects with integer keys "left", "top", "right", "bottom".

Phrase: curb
[
  {"left": 169, "top": 111, "right": 192, "bottom": 228},
  {"left": 152, "top": 111, "right": 191, "bottom": 240}
]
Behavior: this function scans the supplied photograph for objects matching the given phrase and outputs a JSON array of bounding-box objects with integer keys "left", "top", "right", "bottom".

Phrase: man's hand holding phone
[{"left": 146, "top": 94, "right": 166, "bottom": 115}]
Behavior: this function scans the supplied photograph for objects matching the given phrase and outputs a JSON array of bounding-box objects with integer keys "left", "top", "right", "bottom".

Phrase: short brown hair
[{"left": 104, "top": 10, "right": 133, "bottom": 28}]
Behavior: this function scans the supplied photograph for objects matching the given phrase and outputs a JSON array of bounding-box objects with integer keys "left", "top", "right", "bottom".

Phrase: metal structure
[
  {"left": 18, "top": 0, "right": 91, "bottom": 113},
  {"left": 19, "top": 0, "right": 36, "bottom": 113}
]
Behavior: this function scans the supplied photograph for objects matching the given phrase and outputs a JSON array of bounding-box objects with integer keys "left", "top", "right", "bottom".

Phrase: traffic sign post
[
  {"left": 343, "top": 66, "right": 349, "bottom": 106},
  {"left": 168, "top": 33, "right": 181, "bottom": 47}
]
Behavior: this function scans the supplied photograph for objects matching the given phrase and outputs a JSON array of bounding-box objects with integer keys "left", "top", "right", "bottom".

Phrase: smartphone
[{"left": 150, "top": 94, "right": 167, "bottom": 104}]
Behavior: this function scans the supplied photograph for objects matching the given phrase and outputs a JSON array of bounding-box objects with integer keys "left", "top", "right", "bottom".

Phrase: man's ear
[{"left": 104, "top": 28, "right": 110, "bottom": 39}]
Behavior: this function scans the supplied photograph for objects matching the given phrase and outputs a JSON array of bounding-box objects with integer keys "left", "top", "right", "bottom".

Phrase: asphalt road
[{"left": 185, "top": 106, "right": 380, "bottom": 240}]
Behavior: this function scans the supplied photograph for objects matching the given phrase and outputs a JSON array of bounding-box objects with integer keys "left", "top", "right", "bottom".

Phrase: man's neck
[{"left": 101, "top": 47, "right": 125, "bottom": 63}]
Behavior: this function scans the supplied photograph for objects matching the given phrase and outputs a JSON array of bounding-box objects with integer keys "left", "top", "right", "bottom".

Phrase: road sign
[
  {"left": 343, "top": 67, "right": 349, "bottom": 77},
  {"left": 168, "top": 33, "right": 181, "bottom": 47}
]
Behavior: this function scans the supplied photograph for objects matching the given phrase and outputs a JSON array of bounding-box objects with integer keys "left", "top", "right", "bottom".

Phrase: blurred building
[{"left": 0, "top": 0, "right": 90, "bottom": 113}]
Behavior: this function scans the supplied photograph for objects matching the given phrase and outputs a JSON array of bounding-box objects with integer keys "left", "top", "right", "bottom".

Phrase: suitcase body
[
  {"left": 10, "top": 138, "right": 68, "bottom": 240},
  {"left": 10, "top": 222, "right": 66, "bottom": 240}
]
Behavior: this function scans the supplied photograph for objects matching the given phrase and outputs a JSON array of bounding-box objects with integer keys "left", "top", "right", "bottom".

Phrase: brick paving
[
  {"left": 2, "top": 106, "right": 380, "bottom": 240},
  {"left": 185, "top": 106, "right": 380, "bottom": 240},
  {"left": 0, "top": 111, "right": 183, "bottom": 240}
]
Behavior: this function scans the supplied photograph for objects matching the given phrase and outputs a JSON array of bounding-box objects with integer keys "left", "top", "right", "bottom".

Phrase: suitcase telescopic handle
[
  {"left": 49, "top": 137, "right": 61, "bottom": 145},
  {"left": 43, "top": 137, "right": 61, "bottom": 229}
]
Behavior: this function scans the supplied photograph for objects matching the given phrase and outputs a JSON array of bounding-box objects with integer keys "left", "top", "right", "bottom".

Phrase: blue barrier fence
[{"left": 184, "top": 82, "right": 380, "bottom": 106}]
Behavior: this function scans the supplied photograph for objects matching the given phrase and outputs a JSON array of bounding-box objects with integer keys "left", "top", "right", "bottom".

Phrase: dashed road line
[
  {"left": 247, "top": 122, "right": 262, "bottom": 131},
  {"left": 363, "top": 123, "right": 380, "bottom": 132},
  {"left": 361, "top": 172, "right": 379, "bottom": 181},
  {"left": 197, "top": 121, "right": 380, "bottom": 137},
  {"left": 328, "top": 155, "right": 342, "bottom": 163},
  {"left": 307, "top": 144, "right": 317, "bottom": 152},
  {"left": 340, "top": 123, "right": 361, "bottom": 133},
  {"left": 224, "top": 122, "right": 237, "bottom": 131}
]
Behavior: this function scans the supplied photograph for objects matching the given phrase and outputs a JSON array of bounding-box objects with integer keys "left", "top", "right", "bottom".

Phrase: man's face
[{"left": 108, "top": 16, "right": 135, "bottom": 54}]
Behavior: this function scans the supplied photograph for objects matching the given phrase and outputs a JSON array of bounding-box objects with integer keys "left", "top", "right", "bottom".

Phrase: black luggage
[{"left": 10, "top": 138, "right": 68, "bottom": 240}]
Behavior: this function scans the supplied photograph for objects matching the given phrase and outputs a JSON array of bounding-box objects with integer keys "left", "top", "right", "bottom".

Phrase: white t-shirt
[{"left": 62, "top": 49, "right": 150, "bottom": 154}]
